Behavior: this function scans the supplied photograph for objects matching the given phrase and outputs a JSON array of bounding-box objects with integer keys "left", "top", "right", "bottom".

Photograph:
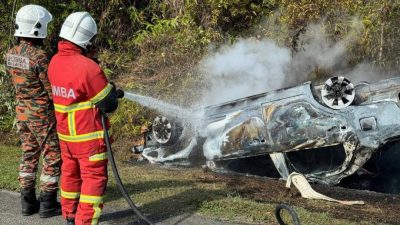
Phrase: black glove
[{"left": 95, "top": 84, "right": 118, "bottom": 114}]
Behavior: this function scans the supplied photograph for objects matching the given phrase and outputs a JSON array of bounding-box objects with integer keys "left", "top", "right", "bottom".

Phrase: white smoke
[
  {"left": 200, "top": 39, "right": 291, "bottom": 105},
  {"left": 290, "top": 23, "right": 355, "bottom": 80},
  {"left": 199, "top": 21, "right": 392, "bottom": 105},
  {"left": 343, "top": 63, "right": 395, "bottom": 84}
]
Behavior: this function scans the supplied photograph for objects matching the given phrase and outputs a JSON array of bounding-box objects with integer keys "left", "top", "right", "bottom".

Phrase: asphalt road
[{"left": 0, "top": 190, "right": 246, "bottom": 225}]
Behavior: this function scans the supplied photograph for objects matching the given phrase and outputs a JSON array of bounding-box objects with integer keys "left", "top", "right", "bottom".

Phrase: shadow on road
[{"left": 101, "top": 180, "right": 227, "bottom": 224}]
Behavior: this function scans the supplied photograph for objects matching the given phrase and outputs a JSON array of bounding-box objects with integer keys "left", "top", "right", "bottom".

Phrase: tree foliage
[{"left": 1, "top": 0, "right": 400, "bottom": 137}]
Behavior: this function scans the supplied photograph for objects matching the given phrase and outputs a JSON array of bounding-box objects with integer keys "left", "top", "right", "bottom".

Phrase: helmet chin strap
[
  {"left": 83, "top": 34, "right": 97, "bottom": 55},
  {"left": 83, "top": 44, "right": 92, "bottom": 55}
]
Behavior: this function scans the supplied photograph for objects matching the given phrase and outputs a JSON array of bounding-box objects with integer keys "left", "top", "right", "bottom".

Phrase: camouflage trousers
[{"left": 17, "top": 120, "right": 61, "bottom": 192}]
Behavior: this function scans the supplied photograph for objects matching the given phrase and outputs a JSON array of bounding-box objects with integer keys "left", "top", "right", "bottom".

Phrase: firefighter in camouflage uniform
[{"left": 5, "top": 5, "right": 61, "bottom": 218}]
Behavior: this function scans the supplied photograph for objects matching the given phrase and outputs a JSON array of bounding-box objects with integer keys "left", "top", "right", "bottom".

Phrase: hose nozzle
[{"left": 116, "top": 89, "right": 124, "bottom": 99}]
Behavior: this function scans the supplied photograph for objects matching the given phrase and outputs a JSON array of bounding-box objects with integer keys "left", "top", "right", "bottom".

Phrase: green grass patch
[
  {"left": 0, "top": 145, "right": 387, "bottom": 224},
  {"left": 104, "top": 164, "right": 382, "bottom": 225},
  {"left": 199, "top": 197, "right": 364, "bottom": 225},
  {"left": 0, "top": 145, "right": 20, "bottom": 191}
]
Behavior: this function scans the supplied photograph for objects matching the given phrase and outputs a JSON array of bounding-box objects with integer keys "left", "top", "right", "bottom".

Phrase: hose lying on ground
[
  {"left": 101, "top": 114, "right": 154, "bottom": 225},
  {"left": 275, "top": 203, "right": 300, "bottom": 225},
  {"left": 286, "top": 172, "right": 364, "bottom": 205}
]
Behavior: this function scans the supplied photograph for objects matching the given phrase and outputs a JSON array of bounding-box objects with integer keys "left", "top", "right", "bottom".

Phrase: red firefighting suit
[{"left": 48, "top": 41, "right": 114, "bottom": 225}]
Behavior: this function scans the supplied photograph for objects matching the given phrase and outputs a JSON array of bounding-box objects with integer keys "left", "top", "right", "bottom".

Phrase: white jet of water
[{"left": 124, "top": 91, "right": 203, "bottom": 123}]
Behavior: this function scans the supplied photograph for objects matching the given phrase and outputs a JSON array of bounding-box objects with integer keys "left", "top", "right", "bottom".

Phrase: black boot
[
  {"left": 39, "top": 192, "right": 62, "bottom": 218},
  {"left": 21, "top": 189, "right": 39, "bottom": 216},
  {"left": 66, "top": 218, "right": 75, "bottom": 225}
]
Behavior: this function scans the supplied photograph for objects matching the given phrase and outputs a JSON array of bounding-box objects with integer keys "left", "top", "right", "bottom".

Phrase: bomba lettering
[{"left": 52, "top": 85, "right": 76, "bottom": 99}]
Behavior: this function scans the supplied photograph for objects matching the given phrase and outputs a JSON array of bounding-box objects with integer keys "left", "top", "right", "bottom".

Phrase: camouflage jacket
[{"left": 5, "top": 40, "right": 54, "bottom": 122}]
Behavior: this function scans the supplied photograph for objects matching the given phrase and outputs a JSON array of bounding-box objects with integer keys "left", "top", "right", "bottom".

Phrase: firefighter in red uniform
[{"left": 48, "top": 12, "right": 118, "bottom": 225}]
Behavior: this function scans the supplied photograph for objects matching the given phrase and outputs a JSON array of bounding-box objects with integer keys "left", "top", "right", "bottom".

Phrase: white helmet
[
  {"left": 59, "top": 12, "right": 97, "bottom": 49},
  {"left": 14, "top": 4, "right": 53, "bottom": 38}
]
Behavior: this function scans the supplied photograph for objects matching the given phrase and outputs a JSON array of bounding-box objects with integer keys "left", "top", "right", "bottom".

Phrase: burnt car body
[{"left": 139, "top": 77, "right": 400, "bottom": 186}]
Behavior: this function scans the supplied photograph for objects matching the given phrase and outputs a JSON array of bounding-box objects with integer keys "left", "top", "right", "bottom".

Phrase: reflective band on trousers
[
  {"left": 89, "top": 153, "right": 107, "bottom": 162},
  {"left": 61, "top": 189, "right": 80, "bottom": 199},
  {"left": 40, "top": 174, "right": 59, "bottom": 183},
  {"left": 81, "top": 194, "right": 103, "bottom": 225},
  {"left": 57, "top": 131, "right": 104, "bottom": 142},
  {"left": 92, "top": 204, "right": 101, "bottom": 225},
  {"left": 19, "top": 172, "right": 35, "bottom": 178},
  {"left": 79, "top": 194, "right": 103, "bottom": 204}
]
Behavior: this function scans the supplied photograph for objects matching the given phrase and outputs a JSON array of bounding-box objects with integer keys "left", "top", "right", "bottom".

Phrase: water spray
[{"left": 124, "top": 92, "right": 195, "bottom": 121}]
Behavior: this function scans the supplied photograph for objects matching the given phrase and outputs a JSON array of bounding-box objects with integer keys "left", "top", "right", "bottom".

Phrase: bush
[
  {"left": 0, "top": 65, "right": 16, "bottom": 132},
  {"left": 2, "top": 0, "right": 400, "bottom": 138}
]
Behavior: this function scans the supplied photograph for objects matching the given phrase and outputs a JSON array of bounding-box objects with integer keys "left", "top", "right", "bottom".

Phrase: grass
[
  {"left": 0, "top": 145, "right": 20, "bottom": 191},
  {"left": 104, "top": 163, "right": 380, "bottom": 225},
  {"left": 0, "top": 144, "right": 387, "bottom": 225}
]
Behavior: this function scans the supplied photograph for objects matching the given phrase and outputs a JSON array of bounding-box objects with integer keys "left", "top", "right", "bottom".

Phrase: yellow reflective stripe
[
  {"left": 68, "top": 112, "right": 76, "bottom": 135},
  {"left": 54, "top": 101, "right": 93, "bottom": 113},
  {"left": 53, "top": 84, "right": 112, "bottom": 113},
  {"left": 71, "top": 111, "right": 77, "bottom": 135},
  {"left": 90, "top": 84, "right": 113, "bottom": 104},
  {"left": 58, "top": 131, "right": 104, "bottom": 143},
  {"left": 60, "top": 189, "right": 80, "bottom": 199},
  {"left": 79, "top": 194, "right": 103, "bottom": 204},
  {"left": 91, "top": 203, "right": 101, "bottom": 225},
  {"left": 89, "top": 153, "right": 108, "bottom": 162}
]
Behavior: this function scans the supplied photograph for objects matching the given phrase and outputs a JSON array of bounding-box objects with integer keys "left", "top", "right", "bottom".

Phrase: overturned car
[{"left": 135, "top": 76, "right": 400, "bottom": 187}]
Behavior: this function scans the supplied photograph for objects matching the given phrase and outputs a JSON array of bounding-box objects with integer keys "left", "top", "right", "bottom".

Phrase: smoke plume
[
  {"left": 198, "top": 21, "right": 393, "bottom": 106},
  {"left": 199, "top": 39, "right": 291, "bottom": 105}
]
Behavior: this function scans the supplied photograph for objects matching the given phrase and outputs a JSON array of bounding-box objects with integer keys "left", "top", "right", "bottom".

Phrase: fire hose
[
  {"left": 101, "top": 89, "right": 154, "bottom": 225},
  {"left": 275, "top": 204, "right": 300, "bottom": 225}
]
